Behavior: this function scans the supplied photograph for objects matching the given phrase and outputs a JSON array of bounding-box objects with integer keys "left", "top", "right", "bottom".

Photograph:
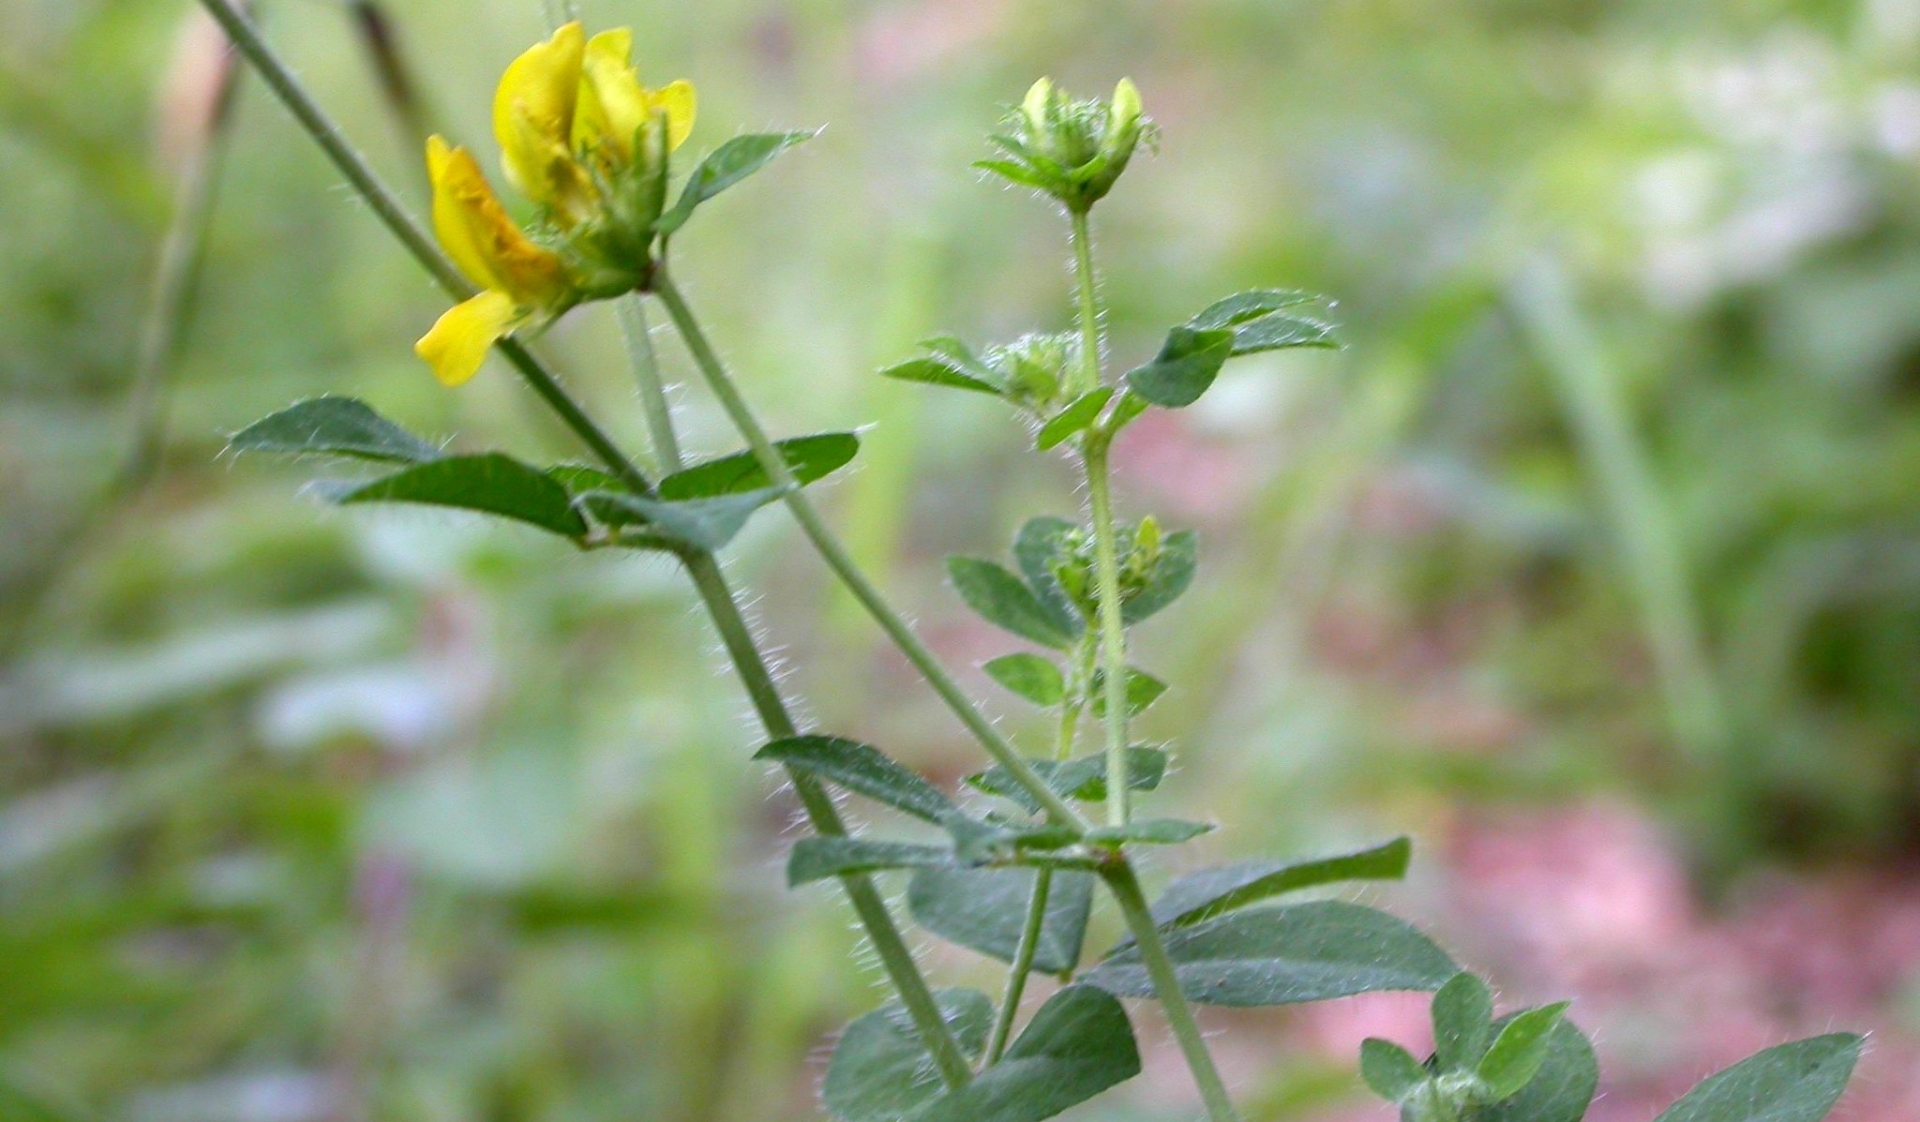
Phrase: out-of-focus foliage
[{"left": 2, "top": 0, "right": 1918, "bottom": 1120}]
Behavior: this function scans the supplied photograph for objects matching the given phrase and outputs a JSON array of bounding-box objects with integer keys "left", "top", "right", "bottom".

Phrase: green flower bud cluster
[
  {"left": 1049, "top": 515, "right": 1165, "bottom": 621},
  {"left": 980, "top": 77, "right": 1150, "bottom": 212},
  {"left": 983, "top": 332, "right": 1077, "bottom": 410}
]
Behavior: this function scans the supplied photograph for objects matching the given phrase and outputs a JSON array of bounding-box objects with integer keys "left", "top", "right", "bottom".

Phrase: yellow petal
[
  {"left": 493, "top": 21, "right": 586, "bottom": 207},
  {"left": 416, "top": 289, "right": 528, "bottom": 387},
  {"left": 652, "top": 79, "right": 696, "bottom": 151},
  {"left": 428, "top": 140, "right": 572, "bottom": 308},
  {"left": 577, "top": 30, "right": 649, "bottom": 158}
]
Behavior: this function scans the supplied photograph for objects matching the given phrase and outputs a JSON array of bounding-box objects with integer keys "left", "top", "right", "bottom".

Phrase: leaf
[
  {"left": 975, "top": 158, "right": 1056, "bottom": 192},
  {"left": 822, "top": 989, "right": 992, "bottom": 1122},
  {"left": 330, "top": 454, "right": 587, "bottom": 538},
  {"left": 1088, "top": 666, "right": 1168, "bottom": 718},
  {"left": 966, "top": 748, "right": 1170, "bottom": 811},
  {"left": 1431, "top": 971, "right": 1495, "bottom": 1073},
  {"left": 581, "top": 487, "right": 783, "bottom": 551},
  {"left": 1035, "top": 387, "right": 1114, "bottom": 450},
  {"left": 1012, "top": 517, "right": 1086, "bottom": 640},
  {"left": 1084, "top": 901, "right": 1458, "bottom": 1007},
  {"left": 1478, "top": 1015, "right": 1599, "bottom": 1122},
  {"left": 547, "top": 463, "right": 626, "bottom": 496},
  {"left": 912, "top": 986, "right": 1140, "bottom": 1122},
  {"left": 1230, "top": 312, "right": 1338, "bottom": 355},
  {"left": 1187, "top": 289, "right": 1320, "bottom": 331},
  {"left": 1122, "top": 529, "right": 1198, "bottom": 625},
  {"left": 755, "top": 736, "right": 956, "bottom": 824},
  {"left": 787, "top": 838, "right": 955, "bottom": 886},
  {"left": 879, "top": 357, "right": 1002, "bottom": 396},
  {"left": 657, "top": 130, "right": 816, "bottom": 235},
  {"left": 907, "top": 867, "right": 1094, "bottom": 975},
  {"left": 1123, "top": 327, "right": 1234, "bottom": 408},
  {"left": 1476, "top": 1001, "right": 1569, "bottom": 1100},
  {"left": 1146, "top": 837, "right": 1414, "bottom": 930},
  {"left": 919, "top": 336, "right": 1003, "bottom": 384},
  {"left": 229, "top": 396, "right": 443, "bottom": 463},
  {"left": 1648, "top": 1034, "right": 1861, "bottom": 1122},
  {"left": 947, "top": 558, "right": 1078, "bottom": 649},
  {"left": 1083, "top": 819, "right": 1213, "bottom": 846},
  {"left": 1359, "top": 1037, "right": 1427, "bottom": 1103},
  {"left": 658, "top": 433, "right": 860, "bottom": 499},
  {"left": 983, "top": 653, "right": 1065, "bottom": 707}
]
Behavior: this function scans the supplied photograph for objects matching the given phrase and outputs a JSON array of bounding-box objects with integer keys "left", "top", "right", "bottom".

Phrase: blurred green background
[{"left": 5, "top": 0, "right": 1920, "bottom": 1119}]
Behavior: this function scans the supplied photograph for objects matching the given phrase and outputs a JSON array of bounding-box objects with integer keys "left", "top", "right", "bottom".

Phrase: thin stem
[
  {"left": 620, "top": 296, "right": 682, "bottom": 472},
  {"left": 1083, "top": 436, "right": 1132, "bottom": 826},
  {"left": 985, "top": 867, "right": 1052, "bottom": 1066},
  {"left": 1068, "top": 207, "right": 1101, "bottom": 397},
  {"left": 1102, "top": 862, "right": 1243, "bottom": 1122},
  {"left": 651, "top": 272, "right": 1091, "bottom": 834},
  {"left": 202, "top": 0, "right": 970, "bottom": 1084}
]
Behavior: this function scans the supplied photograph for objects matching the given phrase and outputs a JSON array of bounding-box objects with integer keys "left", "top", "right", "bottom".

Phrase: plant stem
[
  {"left": 200, "top": 0, "right": 971, "bottom": 1084},
  {"left": 1102, "top": 862, "right": 1242, "bottom": 1122},
  {"left": 1083, "top": 435, "right": 1133, "bottom": 826},
  {"left": 651, "top": 271, "right": 1090, "bottom": 834},
  {"left": 620, "top": 295, "right": 682, "bottom": 472},
  {"left": 1069, "top": 207, "right": 1102, "bottom": 397}
]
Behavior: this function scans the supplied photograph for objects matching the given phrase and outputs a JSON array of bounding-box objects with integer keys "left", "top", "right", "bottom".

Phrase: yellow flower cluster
[{"left": 416, "top": 23, "right": 695, "bottom": 387}]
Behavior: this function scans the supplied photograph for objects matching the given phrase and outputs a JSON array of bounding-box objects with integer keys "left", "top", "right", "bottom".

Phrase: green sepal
[
  {"left": 755, "top": 735, "right": 957, "bottom": 824},
  {"left": 1085, "top": 900, "right": 1458, "bottom": 1007},
  {"left": 657, "top": 130, "right": 817, "bottom": 236},
  {"left": 658, "top": 432, "right": 859, "bottom": 499},
  {"left": 822, "top": 989, "right": 992, "bottom": 1122},
  {"left": 1035, "top": 387, "right": 1113, "bottom": 450},
  {"left": 324, "top": 453, "right": 588, "bottom": 538},
  {"left": 982, "top": 653, "right": 1066, "bottom": 707},
  {"left": 947, "top": 557, "right": 1079, "bottom": 649},
  {"left": 1123, "top": 327, "right": 1234, "bottom": 408},
  {"left": 907, "top": 867, "right": 1094, "bottom": 975},
  {"left": 229, "top": 396, "right": 442, "bottom": 463}
]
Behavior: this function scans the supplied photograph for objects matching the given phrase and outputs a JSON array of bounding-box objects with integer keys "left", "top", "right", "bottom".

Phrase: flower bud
[{"left": 985, "top": 77, "right": 1153, "bottom": 211}]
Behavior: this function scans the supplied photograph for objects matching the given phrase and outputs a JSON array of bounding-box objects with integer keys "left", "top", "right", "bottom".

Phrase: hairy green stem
[
  {"left": 651, "top": 271, "right": 1090, "bottom": 833},
  {"left": 1102, "top": 862, "right": 1243, "bottom": 1122},
  {"left": 201, "top": 0, "right": 970, "bottom": 1084},
  {"left": 985, "top": 867, "right": 1052, "bottom": 1067},
  {"left": 620, "top": 296, "right": 682, "bottom": 472},
  {"left": 1069, "top": 207, "right": 1102, "bottom": 397},
  {"left": 1083, "top": 435, "right": 1133, "bottom": 826}
]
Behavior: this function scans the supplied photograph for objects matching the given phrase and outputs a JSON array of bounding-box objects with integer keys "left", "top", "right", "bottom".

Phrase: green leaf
[
  {"left": 912, "top": 986, "right": 1140, "bottom": 1122},
  {"left": 658, "top": 433, "right": 859, "bottom": 499},
  {"left": 1145, "top": 837, "right": 1414, "bottom": 930},
  {"left": 329, "top": 454, "right": 587, "bottom": 538},
  {"left": 1084, "top": 901, "right": 1458, "bottom": 1007},
  {"left": 1476, "top": 1001, "right": 1569, "bottom": 1100},
  {"left": 1230, "top": 312, "right": 1338, "bottom": 355},
  {"left": 1122, "top": 530, "right": 1197, "bottom": 625},
  {"left": 966, "top": 748, "right": 1170, "bottom": 811},
  {"left": 787, "top": 838, "right": 955, "bottom": 886},
  {"left": 1187, "top": 289, "right": 1320, "bottom": 331},
  {"left": 918, "top": 336, "right": 1002, "bottom": 384},
  {"left": 1012, "top": 517, "right": 1087, "bottom": 640},
  {"left": 755, "top": 736, "right": 956, "bottom": 824},
  {"left": 1035, "top": 387, "right": 1114, "bottom": 450},
  {"left": 1359, "top": 1037, "right": 1427, "bottom": 1103},
  {"left": 1648, "top": 1034, "right": 1861, "bottom": 1122},
  {"left": 983, "top": 654, "right": 1065, "bottom": 707},
  {"left": 822, "top": 989, "right": 992, "bottom": 1122},
  {"left": 581, "top": 487, "right": 783, "bottom": 550},
  {"left": 1431, "top": 971, "right": 1495, "bottom": 1073},
  {"left": 229, "top": 396, "right": 443, "bottom": 463},
  {"left": 879, "top": 357, "right": 1002, "bottom": 396},
  {"left": 1477, "top": 1015, "right": 1599, "bottom": 1122},
  {"left": 1088, "top": 666, "right": 1168, "bottom": 718},
  {"left": 948, "top": 558, "right": 1078, "bottom": 649},
  {"left": 657, "top": 130, "right": 816, "bottom": 235},
  {"left": 1123, "top": 327, "right": 1234, "bottom": 408},
  {"left": 907, "top": 867, "right": 1093, "bottom": 975},
  {"left": 1106, "top": 391, "right": 1151, "bottom": 433},
  {"left": 547, "top": 463, "right": 626, "bottom": 496},
  {"left": 1083, "top": 818, "right": 1213, "bottom": 846}
]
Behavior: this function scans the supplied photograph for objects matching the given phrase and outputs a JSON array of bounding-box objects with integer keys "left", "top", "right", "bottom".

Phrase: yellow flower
[
  {"left": 414, "top": 136, "right": 572, "bottom": 387},
  {"left": 416, "top": 22, "right": 697, "bottom": 386}
]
